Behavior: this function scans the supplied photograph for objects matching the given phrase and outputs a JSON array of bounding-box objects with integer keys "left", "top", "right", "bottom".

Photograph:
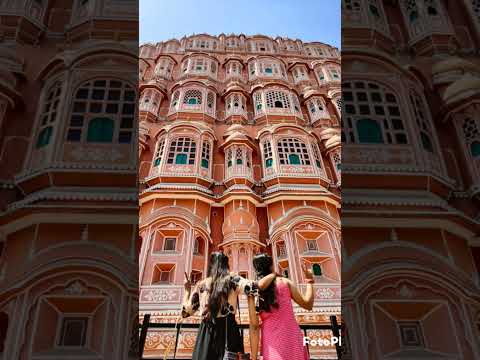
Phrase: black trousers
[{"left": 192, "top": 314, "right": 244, "bottom": 360}]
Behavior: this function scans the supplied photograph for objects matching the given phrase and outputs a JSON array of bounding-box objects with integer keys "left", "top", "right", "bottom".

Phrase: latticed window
[
  {"left": 207, "top": 92, "right": 215, "bottom": 110},
  {"left": 462, "top": 118, "right": 480, "bottom": 158},
  {"left": 254, "top": 92, "right": 263, "bottom": 113},
  {"left": 201, "top": 141, "right": 211, "bottom": 168},
  {"left": 266, "top": 90, "right": 291, "bottom": 109},
  {"left": 235, "top": 148, "right": 244, "bottom": 165},
  {"left": 472, "top": 0, "right": 480, "bottom": 24},
  {"left": 277, "top": 138, "right": 311, "bottom": 165},
  {"left": 312, "top": 144, "right": 322, "bottom": 168},
  {"left": 329, "top": 67, "right": 340, "bottom": 80},
  {"left": 277, "top": 242, "right": 287, "bottom": 257},
  {"left": 317, "top": 68, "right": 326, "bottom": 82},
  {"left": 410, "top": 91, "right": 434, "bottom": 152},
  {"left": 227, "top": 149, "right": 233, "bottom": 167},
  {"left": 167, "top": 137, "right": 196, "bottom": 165},
  {"left": 211, "top": 62, "right": 217, "bottom": 74},
  {"left": 66, "top": 79, "right": 135, "bottom": 144},
  {"left": 263, "top": 141, "right": 273, "bottom": 168},
  {"left": 171, "top": 91, "right": 180, "bottom": 109},
  {"left": 335, "top": 97, "right": 342, "bottom": 115},
  {"left": 36, "top": 81, "right": 62, "bottom": 148},
  {"left": 308, "top": 97, "right": 328, "bottom": 119},
  {"left": 183, "top": 89, "right": 202, "bottom": 105},
  {"left": 292, "top": 94, "right": 301, "bottom": 113},
  {"left": 226, "top": 37, "right": 238, "bottom": 47},
  {"left": 332, "top": 151, "right": 341, "bottom": 171},
  {"left": 293, "top": 66, "right": 309, "bottom": 82},
  {"left": 153, "top": 138, "right": 165, "bottom": 167},
  {"left": 342, "top": 81, "right": 407, "bottom": 145},
  {"left": 154, "top": 59, "right": 172, "bottom": 78}
]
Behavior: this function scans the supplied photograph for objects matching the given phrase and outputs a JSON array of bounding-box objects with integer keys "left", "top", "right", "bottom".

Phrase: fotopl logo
[{"left": 304, "top": 336, "right": 341, "bottom": 347}]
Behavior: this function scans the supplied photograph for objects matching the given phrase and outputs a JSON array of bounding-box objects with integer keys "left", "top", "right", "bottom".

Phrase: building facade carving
[{"left": 139, "top": 33, "right": 341, "bottom": 359}]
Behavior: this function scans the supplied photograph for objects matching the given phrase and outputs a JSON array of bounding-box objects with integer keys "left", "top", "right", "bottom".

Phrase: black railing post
[
  {"left": 303, "top": 328, "right": 310, "bottom": 355},
  {"left": 139, "top": 314, "right": 151, "bottom": 359},
  {"left": 330, "top": 315, "right": 341, "bottom": 359}
]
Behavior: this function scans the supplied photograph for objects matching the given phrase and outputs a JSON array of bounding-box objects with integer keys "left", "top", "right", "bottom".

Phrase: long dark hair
[
  {"left": 206, "top": 251, "right": 230, "bottom": 320},
  {"left": 253, "top": 253, "right": 278, "bottom": 312}
]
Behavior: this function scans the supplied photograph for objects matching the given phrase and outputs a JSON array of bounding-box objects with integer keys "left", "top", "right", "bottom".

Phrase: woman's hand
[
  {"left": 184, "top": 271, "right": 192, "bottom": 292},
  {"left": 301, "top": 261, "right": 314, "bottom": 281}
]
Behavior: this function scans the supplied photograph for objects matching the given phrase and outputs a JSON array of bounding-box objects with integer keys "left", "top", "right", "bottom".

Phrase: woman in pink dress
[{"left": 250, "top": 253, "right": 314, "bottom": 360}]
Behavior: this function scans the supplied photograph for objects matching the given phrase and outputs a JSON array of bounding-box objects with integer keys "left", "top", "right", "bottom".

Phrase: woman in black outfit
[{"left": 182, "top": 251, "right": 274, "bottom": 360}]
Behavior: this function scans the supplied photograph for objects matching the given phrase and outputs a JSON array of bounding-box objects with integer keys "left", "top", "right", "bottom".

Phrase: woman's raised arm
[{"left": 285, "top": 262, "right": 314, "bottom": 310}]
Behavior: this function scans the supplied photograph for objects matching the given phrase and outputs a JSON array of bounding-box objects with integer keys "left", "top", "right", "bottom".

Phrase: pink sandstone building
[
  {"left": 342, "top": 0, "right": 480, "bottom": 359},
  {"left": 138, "top": 34, "right": 341, "bottom": 358}
]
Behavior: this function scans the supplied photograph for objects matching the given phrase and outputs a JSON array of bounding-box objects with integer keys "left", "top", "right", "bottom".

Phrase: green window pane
[
  {"left": 188, "top": 98, "right": 197, "bottom": 105},
  {"left": 265, "top": 68, "right": 273, "bottom": 74},
  {"left": 288, "top": 153, "right": 301, "bottom": 165},
  {"left": 316, "top": 160, "right": 321, "bottom": 168},
  {"left": 154, "top": 158, "right": 161, "bottom": 166},
  {"left": 175, "top": 153, "right": 188, "bottom": 164},
  {"left": 356, "top": 118, "right": 383, "bottom": 144},
  {"left": 36, "top": 126, "right": 53, "bottom": 148},
  {"left": 420, "top": 132, "right": 434, "bottom": 152},
  {"left": 236, "top": 158, "right": 243, "bottom": 165},
  {"left": 228, "top": 160, "right": 232, "bottom": 167},
  {"left": 266, "top": 158, "right": 273, "bottom": 167},
  {"left": 87, "top": 117, "right": 114, "bottom": 143},
  {"left": 312, "top": 264, "right": 322, "bottom": 276},
  {"left": 471, "top": 141, "right": 480, "bottom": 157},
  {"left": 201, "top": 159, "right": 209, "bottom": 168}
]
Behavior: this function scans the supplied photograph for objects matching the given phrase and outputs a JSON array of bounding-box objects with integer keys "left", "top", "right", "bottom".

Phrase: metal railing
[{"left": 139, "top": 314, "right": 343, "bottom": 359}]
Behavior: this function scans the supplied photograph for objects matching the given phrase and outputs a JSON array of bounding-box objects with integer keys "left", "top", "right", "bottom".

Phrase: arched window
[
  {"left": 263, "top": 141, "right": 273, "bottom": 168},
  {"left": 36, "top": 81, "right": 62, "bottom": 148},
  {"left": 66, "top": 79, "right": 135, "bottom": 144},
  {"left": 343, "top": 81, "right": 407, "bottom": 145},
  {"left": 277, "top": 138, "right": 311, "bottom": 165},
  {"left": 167, "top": 137, "right": 196, "bottom": 165},
  {"left": 153, "top": 138, "right": 165, "bottom": 167},
  {"left": 227, "top": 149, "right": 233, "bottom": 167},
  {"left": 87, "top": 117, "right": 114, "bottom": 142},
  {"left": 356, "top": 119, "right": 383, "bottom": 143},
  {"left": 183, "top": 89, "right": 202, "bottom": 105},
  {"left": 201, "top": 141, "right": 211, "bottom": 168},
  {"left": 312, "top": 263, "right": 322, "bottom": 276}
]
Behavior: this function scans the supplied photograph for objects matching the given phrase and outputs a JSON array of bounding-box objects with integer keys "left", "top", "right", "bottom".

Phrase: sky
[{"left": 139, "top": 0, "right": 341, "bottom": 48}]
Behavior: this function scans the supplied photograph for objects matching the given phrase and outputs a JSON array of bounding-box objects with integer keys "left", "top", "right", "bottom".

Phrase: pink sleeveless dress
[{"left": 259, "top": 280, "right": 310, "bottom": 360}]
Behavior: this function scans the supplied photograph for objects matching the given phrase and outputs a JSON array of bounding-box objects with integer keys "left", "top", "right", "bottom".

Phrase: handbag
[{"left": 223, "top": 296, "right": 250, "bottom": 360}]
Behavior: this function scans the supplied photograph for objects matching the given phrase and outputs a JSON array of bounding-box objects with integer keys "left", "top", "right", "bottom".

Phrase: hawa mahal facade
[{"left": 138, "top": 34, "right": 341, "bottom": 358}]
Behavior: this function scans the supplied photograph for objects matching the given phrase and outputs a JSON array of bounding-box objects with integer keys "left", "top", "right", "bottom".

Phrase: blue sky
[{"left": 140, "top": 0, "right": 341, "bottom": 48}]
